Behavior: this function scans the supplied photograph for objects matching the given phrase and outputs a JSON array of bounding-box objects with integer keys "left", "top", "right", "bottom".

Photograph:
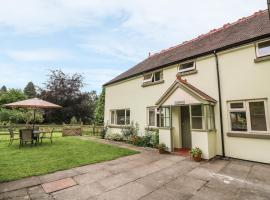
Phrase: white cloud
[{"left": 6, "top": 49, "right": 72, "bottom": 61}]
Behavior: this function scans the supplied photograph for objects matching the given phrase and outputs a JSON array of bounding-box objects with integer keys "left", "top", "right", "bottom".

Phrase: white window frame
[
  {"left": 256, "top": 39, "right": 270, "bottom": 58},
  {"left": 228, "top": 99, "right": 269, "bottom": 134},
  {"left": 190, "top": 104, "right": 205, "bottom": 130},
  {"left": 147, "top": 107, "right": 156, "bottom": 127},
  {"left": 143, "top": 70, "right": 163, "bottom": 84},
  {"left": 143, "top": 73, "right": 153, "bottom": 83},
  {"left": 110, "top": 109, "right": 130, "bottom": 125},
  {"left": 178, "top": 61, "right": 196, "bottom": 73}
]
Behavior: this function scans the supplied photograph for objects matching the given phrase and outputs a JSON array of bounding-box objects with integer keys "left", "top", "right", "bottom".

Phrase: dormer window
[
  {"left": 178, "top": 61, "right": 195, "bottom": 73},
  {"left": 256, "top": 40, "right": 270, "bottom": 57},
  {"left": 143, "top": 70, "right": 163, "bottom": 84}
]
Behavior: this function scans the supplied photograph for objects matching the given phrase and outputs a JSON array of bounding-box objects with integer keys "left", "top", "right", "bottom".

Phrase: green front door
[{"left": 181, "top": 106, "right": 191, "bottom": 148}]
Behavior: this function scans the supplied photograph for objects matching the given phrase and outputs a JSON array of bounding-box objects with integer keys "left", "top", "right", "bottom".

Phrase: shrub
[
  {"left": 145, "top": 128, "right": 159, "bottom": 148},
  {"left": 105, "top": 133, "right": 123, "bottom": 141},
  {"left": 100, "top": 125, "right": 108, "bottom": 139},
  {"left": 121, "top": 121, "right": 139, "bottom": 139},
  {"left": 70, "top": 116, "right": 78, "bottom": 124}
]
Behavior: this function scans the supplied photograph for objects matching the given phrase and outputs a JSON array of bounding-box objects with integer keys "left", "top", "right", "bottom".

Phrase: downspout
[
  {"left": 213, "top": 50, "right": 225, "bottom": 157},
  {"left": 268, "top": 0, "right": 270, "bottom": 20}
]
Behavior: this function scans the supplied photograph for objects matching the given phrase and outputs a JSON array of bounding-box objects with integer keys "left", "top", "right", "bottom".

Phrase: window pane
[
  {"left": 230, "top": 102, "right": 244, "bottom": 109},
  {"left": 179, "top": 62, "right": 194, "bottom": 71},
  {"left": 230, "top": 112, "right": 247, "bottom": 131},
  {"left": 126, "top": 109, "right": 130, "bottom": 125},
  {"left": 207, "top": 106, "right": 215, "bottom": 130},
  {"left": 258, "top": 41, "right": 270, "bottom": 56},
  {"left": 191, "top": 105, "right": 202, "bottom": 116},
  {"left": 143, "top": 73, "right": 153, "bottom": 81},
  {"left": 116, "top": 110, "right": 125, "bottom": 125},
  {"left": 111, "top": 111, "right": 115, "bottom": 124},
  {"left": 192, "top": 117, "right": 203, "bottom": 129},
  {"left": 156, "top": 113, "right": 160, "bottom": 127},
  {"left": 249, "top": 102, "right": 267, "bottom": 131},
  {"left": 148, "top": 109, "right": 155, "bottom": 126},
  {"left": 155, "top": 72, "right": 161, "bottom": 81}
]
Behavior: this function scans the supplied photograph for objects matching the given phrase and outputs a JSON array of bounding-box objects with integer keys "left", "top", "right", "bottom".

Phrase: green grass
[{"left": 0, "top": 137, "right": 138, "bottom": 182}]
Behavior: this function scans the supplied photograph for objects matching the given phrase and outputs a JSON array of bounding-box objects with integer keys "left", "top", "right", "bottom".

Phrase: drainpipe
[
  {"left": 213, "top": 50, "right": 225, "bottom": 157},
  {"left": 268, "top": 0, "right": 270, "bottom": 20}
]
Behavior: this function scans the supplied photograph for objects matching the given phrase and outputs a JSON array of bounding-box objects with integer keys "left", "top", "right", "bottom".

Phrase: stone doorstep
[{"left": 41, "top": 178, "right": 77, "bottom": 193}]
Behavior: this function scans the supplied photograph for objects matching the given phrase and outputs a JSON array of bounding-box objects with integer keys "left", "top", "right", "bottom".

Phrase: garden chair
[
  {"left": 40, "top": 128, "right": 54, "bottom": 144},
  {"left": 19, "top": 129, "right": 35, "bottom": 147},
  {"left": 8, "top": 128, "right": 19, "bottom": 146}
]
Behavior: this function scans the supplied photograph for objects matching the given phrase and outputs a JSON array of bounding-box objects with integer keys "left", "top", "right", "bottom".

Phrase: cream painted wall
[
  {"left": 104, "top": 65, "right": 178, "bottom": 135},
  {"left": 172, "top": 106, "right": 181, "bottom": 148},
  {"left": 159, "top": 128, "right": 172, "bottom": 151},
  {"left": 218, "top": 43, "right": 270, "bottom": 163}
]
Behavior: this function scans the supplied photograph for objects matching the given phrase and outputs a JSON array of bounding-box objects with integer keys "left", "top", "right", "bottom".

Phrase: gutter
[{"left": 213, "top": 51, "right": 225, "bottom": 157}]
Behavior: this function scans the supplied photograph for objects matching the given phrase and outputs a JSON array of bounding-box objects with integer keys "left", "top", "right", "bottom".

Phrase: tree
[
  {"left": 24, "top": 82, "right": 37, "bottom": 98},
  {"left": 1, "top": 85, "right": 7, "bottom": 93},
  {"left": 0, "top": 89, "right": 27, "bottom": 105},
  {"left": 95, "top": 88, "right": 105, "bottom": 125},
  {"left": 40, "top": 70, "right": 97, "bottom": 124}
]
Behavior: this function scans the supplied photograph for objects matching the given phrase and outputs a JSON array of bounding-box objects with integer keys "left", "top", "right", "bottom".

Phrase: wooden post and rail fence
[{"left": 0, "top": 123, "right": 104, "bottom": 137}]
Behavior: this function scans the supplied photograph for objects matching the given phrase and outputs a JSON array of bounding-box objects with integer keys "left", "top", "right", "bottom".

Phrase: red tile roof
[{"left": 105, "top": 10, "right": 270, "bottom": 86}]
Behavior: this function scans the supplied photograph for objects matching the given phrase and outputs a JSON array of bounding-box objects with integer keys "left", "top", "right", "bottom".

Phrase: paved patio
[{"left": 0, "top": 138, "right": 270, "bottom": 200}]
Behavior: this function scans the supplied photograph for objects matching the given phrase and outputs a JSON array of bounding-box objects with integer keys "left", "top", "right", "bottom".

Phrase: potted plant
[
  {"left": 190, "top": 147, "right": 202, "bottom": 162},
  {"left": 157, "top": 143, "right": 167, "bottom": 154}
]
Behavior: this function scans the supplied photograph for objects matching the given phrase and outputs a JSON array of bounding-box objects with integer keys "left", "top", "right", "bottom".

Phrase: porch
[{"left": 156, "top": 77, "right": 217, "bottom": 159}]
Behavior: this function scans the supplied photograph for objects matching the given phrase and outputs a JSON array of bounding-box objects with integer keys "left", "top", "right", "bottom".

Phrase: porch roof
[{"left": 156, "top": 76, "right": 217, "bottom": 107}]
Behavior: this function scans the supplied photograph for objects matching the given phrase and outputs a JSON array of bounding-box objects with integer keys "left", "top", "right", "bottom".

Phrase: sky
[{"left": 0, "top": 0, "right": 267, "bottom": 93}]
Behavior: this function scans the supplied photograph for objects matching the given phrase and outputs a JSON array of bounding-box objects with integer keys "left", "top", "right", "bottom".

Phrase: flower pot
[
  {"left": 193, "top": 155, "right": 202, "bottom": 162},
  {"left": 159, "top": 148, "right": 166, "bottom": 154}
]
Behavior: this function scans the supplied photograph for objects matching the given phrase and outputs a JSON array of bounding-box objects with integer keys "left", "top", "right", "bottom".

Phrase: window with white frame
[
  {"left": 207, "top": 105, "right": 215, "bottom": 130},
  {"left": 256, "top": 40, "right": 270, "bottom": 57},
  {"left": 191, "top": 105, "right": 204, "bottom": 130},
  {"left": 143, "top": 71, "right": 163, "bottom": 84},
  {"left": 147, "top": 107, "right": 160, "bottom": 127},
  {"left": 228, "top": 100, "right": 268, "bottom": 133},
  {"left": 178, "top": 61, "right": 195, "bottom": 73},
  {"left": 160, "top": 107, "right": 170, "bottom": 127},
  {"left": 110, "top": 109, "right": 130, "bottom": 125},
  {"left": 148, "top": 107, "right": 156, "bottom": 126}
]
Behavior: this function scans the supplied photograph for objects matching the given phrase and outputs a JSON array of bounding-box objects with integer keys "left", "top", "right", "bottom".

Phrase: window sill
[
  {"left": 177, "top": 69, "right": 197, "bottom": 76},
  {"left": 141, "top": 80, "right": 164, "bottom": 87},
  {"left": 158, "top": 127, "right": 172, "bottom": 130},
  {"left": 145, "top": 126, "right": 159, "bottom": 131},
  {"left": 227, "top": 132, "right": 270, "bottom": 139},
  {"left": 254, "top": 55, "right": 270, "bottom": 63},
  {"left": 108, "top": 125, "right": 131, "bottom": 128}
]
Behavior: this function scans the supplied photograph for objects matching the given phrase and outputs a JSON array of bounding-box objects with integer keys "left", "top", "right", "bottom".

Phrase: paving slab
[
  {"left": 219, "top": 162, "right": 251, "bottom": 180},
  {"left": 52, "top": 182, "right": 106, "bottom": 200},
  {"left": 74, "top": 170, "right": 112, "bottom": 185},
  {"left": 0, "top": 188, "right": 29, "bottom": 200},
  {"left": 39, "top": 169, "right": 79, "bottom": 184},
  {"left": 41, "top": 178, "right": 77, "bottom": 193},
  {"left": 98, "top": 171, "right": 139, "bottom": 191},
  {"left": 96, "top": 182, "right": 154, "bottom": 200},
  {"left": 0, "top": 176, "right": 41, "bottom": 193}
]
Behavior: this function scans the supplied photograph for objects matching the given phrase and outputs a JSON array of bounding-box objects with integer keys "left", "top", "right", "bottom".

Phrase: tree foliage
[
  {"left": 40, "top": 70, "right": 97, "bottom": 124},
  {"left": 1, "top": 85, "right": 7, "bottom": 93},
  {"left": 95, "top": 88, "right": 105, "bottom": 125},
  {"left": 0, "top": 89, "right": 43, "bottom": 124},
  {"left": 0, "top": 89, "right": 27, "bottom": 105},
  {"left": 24, "top": 82, "right": 37, "bottom": 98}
]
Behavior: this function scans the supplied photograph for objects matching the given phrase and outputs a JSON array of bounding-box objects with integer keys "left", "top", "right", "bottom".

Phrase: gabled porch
[{"left": 156, "top": 76, "right": 217, "bottom": 159}]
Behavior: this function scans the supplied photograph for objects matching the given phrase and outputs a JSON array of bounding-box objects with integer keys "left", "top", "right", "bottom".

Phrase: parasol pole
[{"left": 33, "top": 108, "right": 36, "bottom": 130}]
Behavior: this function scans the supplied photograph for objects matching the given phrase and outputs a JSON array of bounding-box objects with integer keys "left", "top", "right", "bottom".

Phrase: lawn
[{"left": 0, "top": 137, "right": 138, "bottom": 182}]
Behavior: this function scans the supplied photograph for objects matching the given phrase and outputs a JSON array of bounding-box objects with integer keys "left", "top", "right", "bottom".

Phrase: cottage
[{"left": 104, "top": 10, "right": 270, "bottom": 163}]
